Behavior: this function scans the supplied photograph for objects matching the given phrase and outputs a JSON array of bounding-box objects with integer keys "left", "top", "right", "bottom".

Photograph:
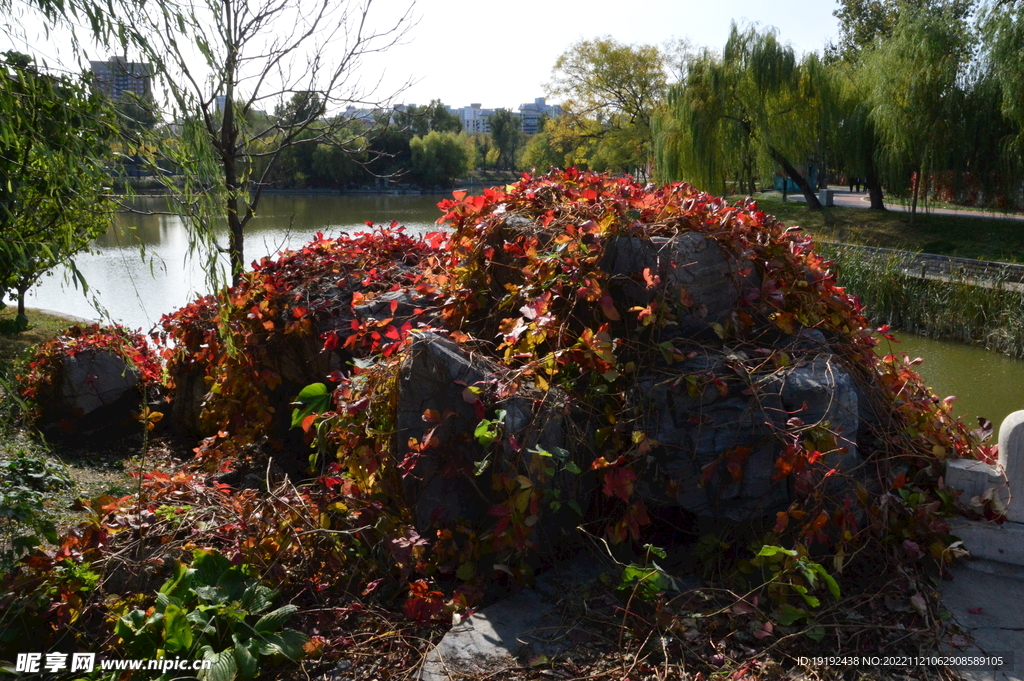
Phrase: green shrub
[
  {"left": 114, "top": 549, "right": 308, "bottom": 680},
  {"left": 0, "top": 451, "right": 72, "bottom": 569}
]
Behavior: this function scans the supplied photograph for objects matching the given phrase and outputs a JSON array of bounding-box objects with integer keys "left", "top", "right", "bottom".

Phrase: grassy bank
[
  {"left": 0, "top": 308, "right": 136, "bottom": 569},
  {"left": 745, "top": 195, "right": 1024, "bottom": 263},
  {"left": 821, "top": 243, "right": 1024, "bottom": 357}
]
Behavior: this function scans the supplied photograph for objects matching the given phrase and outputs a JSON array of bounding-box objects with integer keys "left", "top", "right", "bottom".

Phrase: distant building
[
  {"left": 518, "top": 97, "right": 562, "bottom": 135},
  {"left": 457, "top": 103, "right": 496, "bottom": 134},
  {"left": 449, "top": 98, "right": 563, "bottom": 135},
  {"left": 89, "top": 56, "right": 152, "bottom": 100}
]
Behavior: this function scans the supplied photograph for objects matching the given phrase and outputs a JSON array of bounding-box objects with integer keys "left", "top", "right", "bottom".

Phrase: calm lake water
[
  {"left": 21, "top": 193, "right": 449, "bottom": 330},
  {"left": 15, "top": 193, "right": 1024, "bottom": 428}
]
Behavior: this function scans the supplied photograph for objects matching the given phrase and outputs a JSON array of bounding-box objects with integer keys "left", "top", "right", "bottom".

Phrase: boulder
[
  {"left": 636, "top": 352, "right": 789, "bottom": 522},
  {"left": 602, "top": 233, "right": 761, "bottom": 341},
  {"left": 59, "top": 349, "right": 141, "bottom": 416},
  {"left": 635, "top": 343, "right": 865, "bottom": 522},
  {"left": 395, "top": 333, "right": 591, "bottom": 543}
]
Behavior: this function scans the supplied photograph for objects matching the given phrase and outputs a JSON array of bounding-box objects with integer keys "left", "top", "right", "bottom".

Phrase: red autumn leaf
[
  {"left": 773, "top": 511, "right": 789, "bottom": 533},
  {"left": 301, "top": 413, "right": 318, "bottom": 433},
  {"left": 967, "top": 607, "right": 983, "bottom": 615},
  {"left": 422, "top": 408, "right": 441, "bottom": 423},
  {"left": 603, "top": 467, "right": 636, "bottom": 502}
]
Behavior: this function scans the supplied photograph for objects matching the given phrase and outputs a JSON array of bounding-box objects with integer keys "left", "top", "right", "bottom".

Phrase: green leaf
[
  {"left": 240, "top": 584, "right": 277, "bottom": 614},
  {"left": 291, "top": 383, "right": 332, "bottom": 428},
  {"left": 194, "top": 550, "right": 234, "bottom": 588},
  {"left": 233, "top": 635, "right": 260, "bottom": 680},
  {"left": 643, "top": 544, "right": 667, "bottom": 560},
  {"left": 199, "top": 647, "right": 238, "bottom": 681},
  {"left": 254, "top": 604, "right": 298, "bottom": 634},
  {"left": 564, "top": 462, "right": 581, "bottom": 475},
  {"left": 257, "top": 629, "right": 309, "bottom": 660},
  {"left": 163, "top": 602, "right": 194, "bottom": 653},
  {"left": 805, "top": 624, "right": 826, "bottom": 642},
  {"left": 773, "top": 603, "right": 809, "bottom": 626},
  {"left": 195, "top": 585, "right": 228, "bottom": 604},
  {"left": 474, "top": 419, "right": 498, "bottom": 447},
  {"left": 757, "top": 545, "right": 797, "bottom": 558}
]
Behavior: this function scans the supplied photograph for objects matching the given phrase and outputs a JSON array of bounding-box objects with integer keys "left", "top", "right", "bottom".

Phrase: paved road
[{"left": 780, "top": 186, "right": 1024, "bottom": 222}]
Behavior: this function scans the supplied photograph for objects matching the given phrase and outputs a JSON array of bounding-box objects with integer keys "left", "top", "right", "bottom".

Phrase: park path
[{"left": 826, "top": 186, "right": 1024, "bottom": 222}]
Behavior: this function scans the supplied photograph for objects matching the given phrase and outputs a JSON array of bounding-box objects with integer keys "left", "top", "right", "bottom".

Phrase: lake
[{"left": 15, "top": 192, "right": 1024, "bottom": 429}]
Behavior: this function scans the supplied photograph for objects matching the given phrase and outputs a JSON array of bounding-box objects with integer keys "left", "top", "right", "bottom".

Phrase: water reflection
[
  {"left": 881, "top": 333, "right": 1024, "bottom": 429},
  {"left": 20, "top": 193, "right": 449, "bottom": 331}
]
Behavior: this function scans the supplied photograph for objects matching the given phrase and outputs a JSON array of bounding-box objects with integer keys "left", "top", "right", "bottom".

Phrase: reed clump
[{"left": 821, "top": 243, "right": 1024, "bottom": 357}]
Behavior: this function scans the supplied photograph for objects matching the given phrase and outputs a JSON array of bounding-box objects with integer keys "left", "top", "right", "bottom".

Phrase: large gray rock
[
  {"left": 602, "top": 233, "right": 760, "bottom": 339},
  {"left": 636, "top": 353, "right": 789, "bottom": 521},
  {"left": 396, "top": 333, "right": 496, "bottom": 530},
  {"left": 60, "top": 350, "right": 140, "bottom": 416},
  {"left": 636, "top": 348, "right": 865, "bottom": 522},
  {"left": 773, "top": 353, "right": 863, "bottom": 481},
  {"left": 395, "top": 333, "right": 591, "bottom": 542}
]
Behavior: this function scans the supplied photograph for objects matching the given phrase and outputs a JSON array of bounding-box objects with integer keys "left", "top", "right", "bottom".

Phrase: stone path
[{"left": 941, "top": 560, "right": 1024, "bottom": 681}]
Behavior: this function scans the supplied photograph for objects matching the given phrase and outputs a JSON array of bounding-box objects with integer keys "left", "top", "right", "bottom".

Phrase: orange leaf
[{"left": 599, "top": 294, "right": 621, "bottom": 321}]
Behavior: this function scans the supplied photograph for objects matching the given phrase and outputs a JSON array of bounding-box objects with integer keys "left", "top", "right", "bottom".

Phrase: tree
[
  {"left": 980, "top": 0, "right": 1024, "bottom": 167},
  {"left": 0, "top": 52, "right": 114, "bottom": 324},
  {"left": 827, "top": 0, "right": 975, "bottom": 62},
  {"left": 862, "top": 4, "right": 973, "bottom": 220},
  {"left": 488, "top": 108, "right": 522, "bottom": 170},
  {"left": 547, "top": 37, "right": 666, "bottom": 174},
  {"left": 130, "top": 0, "right": 412, "bottom": 284},
  {"left": 656, "top": 24, "right": 826, "bottom": 208},
  {"left": 409, "top": 130, "right": 471, "bottom": 187},
  {"left": 829, "top": 68, "right": 888, "bottom": 209}
]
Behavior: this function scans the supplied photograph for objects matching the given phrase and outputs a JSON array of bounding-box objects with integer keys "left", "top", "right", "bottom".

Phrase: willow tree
[
  {"left": 980, "top": 0, "right": 1024, "bottom": 183},
  {"left": 829, "top": 63, "right": 887, "bottom": 209},
  {"left": 129, "top": 0, "right": 412, "bottom": 285},
  {"left": 861, "top": 4, "right": 973, "bottom": 221},
  {"left": 655, "top": 24, "right": 826, "bottom": 208}
]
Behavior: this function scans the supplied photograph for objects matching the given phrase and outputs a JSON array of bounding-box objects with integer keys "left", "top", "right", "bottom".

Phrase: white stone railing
[{"left": 946, "top": 411, "right": 1024, "bottom": 564}]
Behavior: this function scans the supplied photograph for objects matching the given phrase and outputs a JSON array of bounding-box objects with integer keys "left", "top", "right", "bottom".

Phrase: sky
[{"left": 2, "top": 0, "right": 842, "bottom": 111}]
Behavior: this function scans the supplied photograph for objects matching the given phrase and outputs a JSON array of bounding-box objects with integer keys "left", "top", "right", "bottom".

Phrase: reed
[{"left": 820, "top": 243, "right": 1024, "bottom": 358}]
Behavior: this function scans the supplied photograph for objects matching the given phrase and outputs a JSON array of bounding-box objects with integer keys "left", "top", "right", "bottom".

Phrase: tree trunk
[
  {"left": 770, "top": 146, "right": 821, "bottom": 210},
  {"left": 910, "top": 164, "right": 921, "bottom": 225},
  {"left": 865, "top": 173, "right": 886, "bottom": 210},
  {"left": 16, "top": 283, "right": 27, "bottom": 319},
  {"left": 228, "top": 202, "right": 244, "bottom": 286}
]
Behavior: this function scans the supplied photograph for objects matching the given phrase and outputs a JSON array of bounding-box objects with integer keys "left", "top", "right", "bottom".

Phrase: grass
[
  {"left": 820, "top": 243, "right": 1024, "bottom": 358},
  {"left": 742, "top": 195, "right": 1024, "bottom": 263},
  {"left": 0, "top": 307, "right": 76, "bottom": 372},
  {"left": 0, "top": 307, "right": 138, "bottom": 557}
]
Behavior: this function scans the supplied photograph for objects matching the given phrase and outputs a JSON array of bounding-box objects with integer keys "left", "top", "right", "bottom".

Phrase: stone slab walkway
[{"left": 940, "top": 559, "right": 1024, "bottom": 681}]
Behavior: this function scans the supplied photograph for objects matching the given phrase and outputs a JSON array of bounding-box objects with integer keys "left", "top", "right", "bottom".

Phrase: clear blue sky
[{"left": 3, "top": 0, "right": 842, "bottom": 111}]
